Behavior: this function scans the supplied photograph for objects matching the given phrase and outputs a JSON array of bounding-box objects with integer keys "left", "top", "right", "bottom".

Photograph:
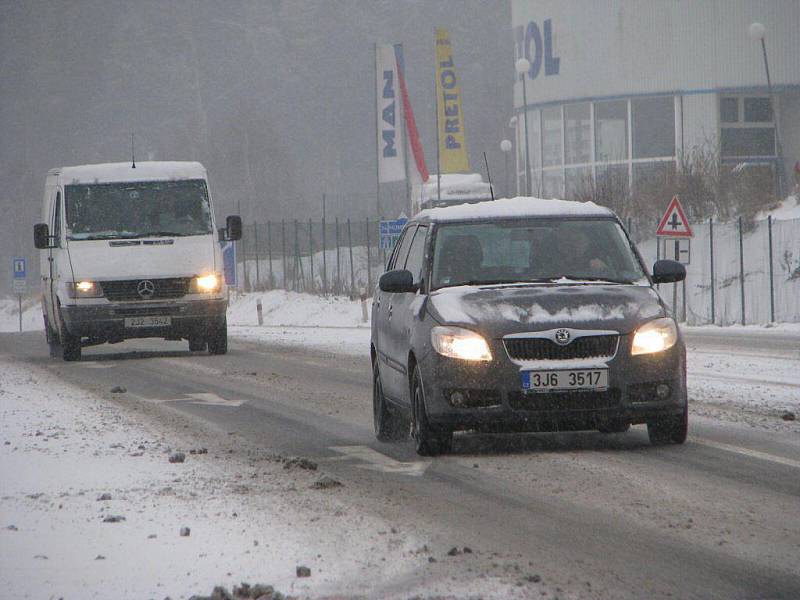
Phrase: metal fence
[
  {"left": 235, "top": 216, "right": 800, "bottom": 324},
  {"left": 236, "top": 219, "right": 386, "bottom": 297}
]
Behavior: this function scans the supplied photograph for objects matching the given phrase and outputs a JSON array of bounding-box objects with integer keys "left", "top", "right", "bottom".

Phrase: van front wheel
[{"left": 207, "top": 319, "right": 228, "bottom": 355}]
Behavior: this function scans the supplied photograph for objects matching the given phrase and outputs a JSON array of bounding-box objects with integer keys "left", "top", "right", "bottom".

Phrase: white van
[{"left": 33, "top": 161, "right": 242, "bottom": 361}]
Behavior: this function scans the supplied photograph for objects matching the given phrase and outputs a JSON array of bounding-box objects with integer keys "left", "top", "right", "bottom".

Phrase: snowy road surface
[{"left": 1, "top": 324, "right": 799, "bottom": 599}]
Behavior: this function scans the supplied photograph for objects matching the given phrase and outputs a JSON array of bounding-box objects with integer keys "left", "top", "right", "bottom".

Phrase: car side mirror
[
  {"left": 652, "top": 259, "right": 686, "bottom": 284},
  {"left": 379, "top": 269, "right": 418, "bottom": 293},
  {"left": 225, "top": 215, "right": 242, "bottom": 241},
  {"left": 34, "top": 223, "right": 50, "bottom": 249}
]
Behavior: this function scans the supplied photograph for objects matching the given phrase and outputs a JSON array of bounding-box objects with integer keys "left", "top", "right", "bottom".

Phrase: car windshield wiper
[
  {"left": 558, "top": 275, "right": 634, "bottom": 285},
  {"left": 441, "top": 278, "right": 556, "bottom": 289}
]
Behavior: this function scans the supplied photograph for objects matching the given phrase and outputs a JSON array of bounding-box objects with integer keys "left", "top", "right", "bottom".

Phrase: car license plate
[
  {"left": 124, "top": 316, "right": 171, "bottom": 328},
  {"left": 521, "top": 369, "right": 608, "bottom": 392}
]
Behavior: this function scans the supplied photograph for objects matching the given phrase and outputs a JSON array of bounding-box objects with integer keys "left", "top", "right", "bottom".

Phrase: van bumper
[{"left": 60, "top": 299, "right": 227, "bottom": 343}]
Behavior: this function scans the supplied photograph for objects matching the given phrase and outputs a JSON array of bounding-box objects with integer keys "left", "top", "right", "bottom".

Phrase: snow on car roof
[
  {"left": 53, "top": 161, "right": 207, "bottom": 185},
  {"left": 414, "top": 196, "right": 614, "bottom": 223}
]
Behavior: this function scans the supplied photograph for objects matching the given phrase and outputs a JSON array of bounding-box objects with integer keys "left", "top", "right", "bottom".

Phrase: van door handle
[{"left": 387, "top": 305, "right": 393, "bottom": 320}]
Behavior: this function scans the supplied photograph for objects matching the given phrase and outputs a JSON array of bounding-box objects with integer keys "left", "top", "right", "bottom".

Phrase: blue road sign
[
  {"left": 220, "top": 242, "right": 237, "bottom": 287},
  {"left": 379, "top": 218, "right": 408, "bottom": 250},
  {"left": 12, "top": 258, "right": 26, "bottom": 279}
]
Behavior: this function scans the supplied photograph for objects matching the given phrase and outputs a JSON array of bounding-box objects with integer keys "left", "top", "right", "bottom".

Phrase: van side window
[
  {"left": 403, "top": 225, "right": 428, "bottom": 287},
  {"left": 390, "top": 226, "right": 416, "bottom": 272},
  {"left": 52, "top": 191, "right": 62, "bottom": 246}
]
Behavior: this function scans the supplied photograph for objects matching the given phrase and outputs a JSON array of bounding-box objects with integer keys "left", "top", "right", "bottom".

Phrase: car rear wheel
[
  {"left": 372, "top": 364, "right": 406, "bottom": 442},
  {"left": 647, "top": 402, "right": 688, "bottom": 445},
  {"left": 410, "top": 365, "right": 452, "bottom": 456}
]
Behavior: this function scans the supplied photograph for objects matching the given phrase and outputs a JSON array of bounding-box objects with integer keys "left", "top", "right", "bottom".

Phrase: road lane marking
[
  {"left": 692, "top": 437, "right": 800, "bottom": 470},
  {"left": 329, "top": 445, "right": 430, "bottom": 476},
  {"left": 184, "top": 392, "right": 245, "bottom": 407}
]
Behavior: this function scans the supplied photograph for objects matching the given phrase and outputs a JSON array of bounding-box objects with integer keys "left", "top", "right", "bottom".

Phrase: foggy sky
[{"left": 0, "top": 0, "right": 513, "bottom": 291}]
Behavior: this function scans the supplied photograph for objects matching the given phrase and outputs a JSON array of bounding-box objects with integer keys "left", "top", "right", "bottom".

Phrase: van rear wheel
[
  {"left": 61, "top": 331, "right": 81, "bottom": 361},
  {"left": 188, "top": 336, "right": 206, "bottom": 352}
]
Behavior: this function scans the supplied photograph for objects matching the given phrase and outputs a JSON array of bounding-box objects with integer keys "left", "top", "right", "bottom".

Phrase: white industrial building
[{"left": 510, "top": 0, "right": 800, "bottom": 200}]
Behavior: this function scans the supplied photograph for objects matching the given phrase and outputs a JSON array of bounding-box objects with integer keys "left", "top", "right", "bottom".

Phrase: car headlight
[
  {"left": 431, "top": 326, "right": 492, "bottom": 361},
  {"left": 66, "top": 280, "right": 103, "bottom": 298},
  {"left": 631, "top": 317, "right": 678, "bottom": 356},
  {"left": 191, "top": 273, "right": 221, "bottom": 293}
]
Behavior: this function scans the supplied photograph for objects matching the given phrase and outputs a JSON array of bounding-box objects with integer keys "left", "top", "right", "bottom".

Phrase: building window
[
  {"left": 632, "top": 97, "right": 675, "bottom": 159},
  {"left": 542, "top": 107, "right": 562, "bottom": 167},
  {"left": 565, "top": 166, "right": 591, "bottom": 198},
  {"left": 542, "top": 170, "right": 563, "bottom": 199},
  {"left": 719, "top": 94, "right": 776, "bottom": 158},
  {"left": 564, "top": 103, "right": 591, "bottom": 164},
  {"left": 594, "top": 100, "right": 628, "bottom": 162}
]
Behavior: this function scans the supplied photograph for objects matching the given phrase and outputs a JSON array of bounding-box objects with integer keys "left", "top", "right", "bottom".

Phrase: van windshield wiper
[{"left": 128, "top": 231, "right": 186, "bottom": 238}]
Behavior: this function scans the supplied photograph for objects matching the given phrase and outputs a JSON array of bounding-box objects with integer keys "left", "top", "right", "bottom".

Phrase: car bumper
[
  {"left": 60, "top": 298, "right": 227, "bottom": 343},
  {"left": 418, "top": 334, "right": 686, "bottom": 432}
]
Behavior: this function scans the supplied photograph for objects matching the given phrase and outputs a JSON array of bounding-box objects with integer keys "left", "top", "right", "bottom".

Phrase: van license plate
[
  {"left": 522, "top": 369, "right": 608, "bottom": 392},
  {"left": 124, "top": 316, "right": 171, "bottom": 328}
]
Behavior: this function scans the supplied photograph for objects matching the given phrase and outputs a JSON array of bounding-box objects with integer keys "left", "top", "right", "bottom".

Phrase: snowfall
[{"left": 1, "top": 289, "right": 798, "bottom": 598}]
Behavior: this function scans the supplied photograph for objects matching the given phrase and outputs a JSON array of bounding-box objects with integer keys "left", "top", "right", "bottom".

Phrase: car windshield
[
  {"left": 64, "top": 179, "right": 213, "bottom": 240},
  {"left": 431, "top": 218, "right": 647, "bottom": 289}
]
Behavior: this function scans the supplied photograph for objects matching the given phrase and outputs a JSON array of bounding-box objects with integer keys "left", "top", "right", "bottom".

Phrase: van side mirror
[
  {"left": 34, "top": 223, "right": 50, "bottom": 249},
  {"left": 379, "top": 269, "right": 418, "bottom": 293},
  {"left": 226, "top": 215, "right": 242, "bottom": 241},
  {"left": 652, "top": 259, "right": 686, "bottom": 284}
]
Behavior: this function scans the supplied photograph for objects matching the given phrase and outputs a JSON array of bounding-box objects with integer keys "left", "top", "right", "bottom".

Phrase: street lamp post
[
  {"left": 515, "top": 57, "right": 533, "bottom": 197},
  {"left": 500, "top": 139, "right": 512, "bottom": 198},
  {"left": 749, "top": 22, "right": 786, "bottom": 199}
]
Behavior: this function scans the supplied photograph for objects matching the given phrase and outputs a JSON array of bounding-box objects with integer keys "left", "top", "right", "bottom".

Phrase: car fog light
[
  {"left": 656, "top": 384, "right": 671, "bottom": 399},
  {"left": 450, "top": 391, "right": 465, "bottom": 407}
]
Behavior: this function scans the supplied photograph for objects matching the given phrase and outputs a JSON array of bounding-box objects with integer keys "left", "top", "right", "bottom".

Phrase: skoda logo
[
  {"left": 137, "top": 279, "right": 155, "bottom": 299},
  {"left": 554, "top": 328, "right": 571, "bottom": 345}
]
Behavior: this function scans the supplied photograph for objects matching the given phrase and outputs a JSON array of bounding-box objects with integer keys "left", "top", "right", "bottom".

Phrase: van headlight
[
  {"left": 431, "top": 326, "right": 492, "bottom": 361},
  {"left": 631, "top": 318, "right": 678, "bottom": 356},
  {"left": 191, "top": 273, "right": 221, "bottom": 293},
  {"left": 66, "top": 280, "right": 103, "bottom": 298}
]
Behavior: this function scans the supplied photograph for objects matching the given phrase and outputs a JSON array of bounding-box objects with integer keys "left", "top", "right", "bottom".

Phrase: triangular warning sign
[{"left": 656, "top": 196, "right": 693, "bottom": 238}]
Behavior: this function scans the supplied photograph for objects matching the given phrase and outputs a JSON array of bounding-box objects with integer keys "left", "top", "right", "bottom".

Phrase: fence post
[
  {"left": 253, "top": 221, "right": 260, "bottom": 289},
  {"left": 322, "top": 217, "right": 328, "bottom": 296},
  {"left": 308, "top": 218, "right": 314, "bottom": 293},
  {"left": 267, "top": 220, "right": 273, "bottom": 289},
  {"left": 365, "top": 217, "right": 372, "bottom": 294},
  {"left": 335, "top": 217, "right": 341, "bottom": 295},
  {"left": 242, "top": 225, "right": 250, "bottom": 292},
  {"left": 738, "top": 216, "right": 745, "bottom": 326},
  {"left": 768, "top": 215, "right": 775, "bottom": 323},
  {"left": 347, "top": 218, "right": 355, "bottom": 298},
  {"left": 281, "top": 219, "right": 287, "bottom": 290},
  {"left": 709, "top": 217, "right": 715, "bottom": 325},
  {"left": 293, "top": 219, "right": 301, "bottom": 292}
]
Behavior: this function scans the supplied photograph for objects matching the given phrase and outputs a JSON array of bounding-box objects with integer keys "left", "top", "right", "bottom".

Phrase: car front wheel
[
  {"left": 410, "top": 365, "right": 452, "bottom": 456},
  {"left": 647, "top": 402, "right": 688, "bottom": 445}
]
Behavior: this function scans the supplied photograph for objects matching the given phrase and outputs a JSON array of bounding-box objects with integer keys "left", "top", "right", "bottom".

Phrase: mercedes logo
[
  {"left": 137, "top": 279, "right": 155, "bottom": 299},
  {"left": 554, "top": 328, "right": 571, "bottom": 345}
]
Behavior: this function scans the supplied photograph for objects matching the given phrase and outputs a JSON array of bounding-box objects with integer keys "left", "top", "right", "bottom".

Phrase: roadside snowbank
[{"left": 0, "top": 296, "right": 41, "bottom": 332}]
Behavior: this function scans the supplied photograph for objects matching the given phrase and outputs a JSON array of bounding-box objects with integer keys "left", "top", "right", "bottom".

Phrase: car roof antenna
[
  {"left": 483, "top": 151, "right": 495, "bottom": 201},
  {"left": 131, "top": 132, "right": 136, "bottom": 169}
]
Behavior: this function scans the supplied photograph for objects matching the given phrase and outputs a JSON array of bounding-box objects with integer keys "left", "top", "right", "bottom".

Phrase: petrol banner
[
  {"left": 435, "top": 27, "right": 469, "bottom": 173},
  {"left": 376, "top": 44, "right": 406, "bottom": 183}
]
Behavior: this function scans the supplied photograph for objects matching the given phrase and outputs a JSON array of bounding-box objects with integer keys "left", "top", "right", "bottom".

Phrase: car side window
[
  {"left": 52, "top": 191, "right": 62, "bottom": 247},
  {"left": 390, "top": 225, "right": 416, "bottom": 272},
  {"left": 403, "top": 225, "right": 428, "bottom": 287}
]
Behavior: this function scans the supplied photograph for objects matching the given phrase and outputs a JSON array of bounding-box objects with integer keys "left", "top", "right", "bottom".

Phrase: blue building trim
[{"left": 514, "top": 83, "right": 800, "bottom": 113}]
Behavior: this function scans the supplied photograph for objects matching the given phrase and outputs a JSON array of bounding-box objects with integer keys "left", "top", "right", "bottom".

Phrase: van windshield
[
  {"left": 64, "top": 179, "right": 213, "bottom": 240},
  {"left": 431, "top": 218, "right": 647, "bottom": 289}
]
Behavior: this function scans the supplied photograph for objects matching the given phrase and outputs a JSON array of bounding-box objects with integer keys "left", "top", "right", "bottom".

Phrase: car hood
[
  {"left": 427, "top": 283, "right": 666, "bottom": 337},
  {"left": 66, "top": 235, "right": 217, "bottom": 281}
]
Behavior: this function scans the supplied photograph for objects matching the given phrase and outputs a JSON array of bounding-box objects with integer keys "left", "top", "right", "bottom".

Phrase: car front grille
[
  {"left": 508, "top": 388, "right": 621, "bottom": 411},
  {"left": 100, "top": 278, "right": 190, "bottom": 301},
  {"left": 504, "top": 335, "right": 618, "bottom": 361}
]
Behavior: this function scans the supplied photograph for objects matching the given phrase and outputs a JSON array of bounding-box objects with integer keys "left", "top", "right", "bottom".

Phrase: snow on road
[{"left": 0, "top": 354, "right": 434, "bottom": 599}]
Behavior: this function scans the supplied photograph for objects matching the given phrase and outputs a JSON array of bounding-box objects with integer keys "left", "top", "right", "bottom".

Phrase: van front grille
[
  {"left": 504, "top": 335, "right": 618, "bottom": 361},
  {"left": 100, "top": 278, "right": 190, "bottom": 301}
]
